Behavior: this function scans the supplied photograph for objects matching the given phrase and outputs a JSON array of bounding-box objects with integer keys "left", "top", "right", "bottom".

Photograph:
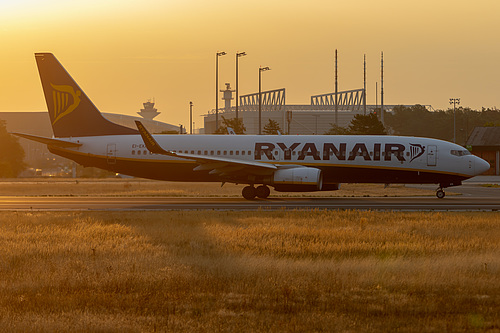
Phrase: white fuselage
[{"left": 50, "top": 134, "right": 489, "bottom": 187}]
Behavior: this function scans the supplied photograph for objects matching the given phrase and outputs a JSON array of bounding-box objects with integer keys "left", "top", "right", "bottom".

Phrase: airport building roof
[{"left": 466, "top": 127, "right": 500, "bottom": 149}]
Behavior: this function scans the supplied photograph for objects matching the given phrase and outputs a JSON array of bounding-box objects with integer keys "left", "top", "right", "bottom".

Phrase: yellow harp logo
[{"left": 50, "top": 84, "right": 81, "bottom": 125}]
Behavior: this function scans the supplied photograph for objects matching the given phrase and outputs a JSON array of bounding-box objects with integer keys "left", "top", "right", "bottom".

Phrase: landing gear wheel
[
  {"left": 242, "top": 186, "right": 257, "bottom": 200},
  {"left": 436, "top": 189, "right": 445, "bottom": 199},
  {"left": 255, "top": 185, "right": 271, "bottom": 199}
]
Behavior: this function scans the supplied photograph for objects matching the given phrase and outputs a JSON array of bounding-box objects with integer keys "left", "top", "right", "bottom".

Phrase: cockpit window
[{"left": 450, "top": 149, "right": 471, "bottom": 157}]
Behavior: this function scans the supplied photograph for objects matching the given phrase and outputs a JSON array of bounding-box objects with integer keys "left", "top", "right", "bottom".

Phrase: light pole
[
  {"left": 449, "top": 98, "right": 460, "bottom": 143},
  {"left": 235, "top": 51, "right": 246, "bottom": 120},
  {"left": 215, "top": 51, "right": 226, "bottom": 132},
  {"left": 259, "top": 66, "right": 270, "bottom": 135},
  {"left": 189, "top": 101, "right": 193, "bottom": 134}
]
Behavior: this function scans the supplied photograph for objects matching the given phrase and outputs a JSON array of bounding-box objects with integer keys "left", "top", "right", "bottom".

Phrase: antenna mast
[
  {"left": 381, "top": 51, "right": 384, "bottom": 125},
  {"left": 335, "top": 49, "right": 338, "bottom": 125},
  {"left": 363, "top": 54, "right": 367, "bottom": 115}
]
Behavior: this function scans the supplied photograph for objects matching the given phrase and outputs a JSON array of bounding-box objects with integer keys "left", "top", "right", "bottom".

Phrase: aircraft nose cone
[{"left": 475, "top": 156, "right": 490, "bottom": 175}]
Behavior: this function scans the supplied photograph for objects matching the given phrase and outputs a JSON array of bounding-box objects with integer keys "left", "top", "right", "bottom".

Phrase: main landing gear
[
  {"left": 242, "top": 185, "right": 270, "bottom": 200},
  {"left": 436, "top": 187, "right": 446, "bottom": 199}
]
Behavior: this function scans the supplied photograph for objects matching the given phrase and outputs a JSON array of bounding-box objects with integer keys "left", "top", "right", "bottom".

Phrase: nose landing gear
[{"left": 436, "top": 187, "right": 446, "bottom": 199}]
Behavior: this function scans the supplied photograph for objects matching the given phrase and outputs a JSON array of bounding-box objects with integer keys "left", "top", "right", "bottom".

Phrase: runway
[
  {"left": 0, "top": 193, "right": 498, "bottom": 212},
  {"left": 0, "top": 179, "right": 497, "bottom": 212}
]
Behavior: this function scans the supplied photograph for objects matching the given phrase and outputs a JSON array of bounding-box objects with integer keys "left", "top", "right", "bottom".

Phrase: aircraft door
[
  {"left": 427, "top": 145, "right": 437, "bottom": 166},
  {"left": 107, "top": 143, "right": 117, "bottom": 164}
]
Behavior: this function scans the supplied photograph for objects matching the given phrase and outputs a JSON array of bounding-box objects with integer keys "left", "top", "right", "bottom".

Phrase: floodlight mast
[
  {"left": 235, "top": 52, "right": 247, "bottom": 121},
  {"left": 189, "top": 101, "right": 193, "bottom": 134},
  {"left": 449, "top": 98, "right": 461, "bottom": 143},
  {"left": 215, "top": 51, "right": 226, "bottom": 132},
  {"left": 259, "top": 66, "right": 270, "bottom": 135}
]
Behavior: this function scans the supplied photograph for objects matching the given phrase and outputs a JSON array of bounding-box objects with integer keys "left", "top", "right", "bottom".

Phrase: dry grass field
[
  {"left": 0, "top": 210, "right": 498, "bottom": 332},
  {"left": 0, "top": 178, "right": 437, "bottom": 197}
]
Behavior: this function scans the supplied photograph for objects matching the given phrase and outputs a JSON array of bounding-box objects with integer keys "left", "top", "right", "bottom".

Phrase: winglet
[{"left": 135, "top": 121, "right": 172, "bottom": 155}]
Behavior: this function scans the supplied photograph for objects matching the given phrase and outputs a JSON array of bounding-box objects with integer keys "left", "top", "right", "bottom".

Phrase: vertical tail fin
[{"left": 35, "top": 53, "right": 138, "bottom": 137}]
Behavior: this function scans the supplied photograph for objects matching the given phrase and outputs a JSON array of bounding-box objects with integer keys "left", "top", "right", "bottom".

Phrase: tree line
[
  {"left": 385, "top": 105, "right": 500, "bottom": 145},
  {"left": 325, "top": 105, "right": 500, "bottom": 146},
  {"left": 0, "top": 120, "right": 25, "bottom": 178}
]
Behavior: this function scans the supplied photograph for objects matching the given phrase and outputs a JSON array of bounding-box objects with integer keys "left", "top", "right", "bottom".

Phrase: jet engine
[{"left": 272, "top": 167, "right": 323, "bottom": 192}]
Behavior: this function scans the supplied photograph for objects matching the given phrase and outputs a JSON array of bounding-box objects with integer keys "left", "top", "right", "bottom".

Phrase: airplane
[{"left": 13, "top": 53, "right": 490, "bottom": 200}]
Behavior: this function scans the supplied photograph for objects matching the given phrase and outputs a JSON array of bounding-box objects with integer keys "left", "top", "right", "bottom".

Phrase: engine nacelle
[{"left": 272, "top": 167, "right": 323, "bottom": 192}]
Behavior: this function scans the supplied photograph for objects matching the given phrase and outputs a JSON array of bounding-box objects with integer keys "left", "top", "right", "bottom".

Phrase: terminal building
[{"left": 204, "top": 84, "right": 415, "bottom": 135}]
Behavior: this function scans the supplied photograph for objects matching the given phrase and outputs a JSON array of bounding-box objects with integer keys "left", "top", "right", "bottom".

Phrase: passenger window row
[
  {"left": 131, "top": 150, "right": 151, "bottom": 155},
  {"left": 132, "top": 149, "right": 413, "bottom": 158},
  {"left": 171, "top": 150, "right": 253, "bottom": 156}
]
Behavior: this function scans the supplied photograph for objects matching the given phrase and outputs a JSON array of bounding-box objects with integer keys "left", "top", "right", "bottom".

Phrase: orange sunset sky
[{"left": 1, "top": 0, "right": 499, "bottom": 130}]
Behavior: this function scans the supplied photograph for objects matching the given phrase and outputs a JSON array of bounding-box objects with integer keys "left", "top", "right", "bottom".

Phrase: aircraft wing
[
  {"left": 11, "top": 132, "right": 82, "bottom": 148},
  {"left": 135, "top": 121, "right": 277, "bottom": 177}
]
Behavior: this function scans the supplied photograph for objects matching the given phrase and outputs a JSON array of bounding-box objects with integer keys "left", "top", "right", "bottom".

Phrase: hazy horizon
[{"left": 1, "top": 0, "right": 499, "bottom": 129}]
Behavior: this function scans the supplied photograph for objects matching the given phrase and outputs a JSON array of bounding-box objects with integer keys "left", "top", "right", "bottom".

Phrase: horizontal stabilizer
[{"left": 11, "top": 132, "right": 82, "bottom": 148}]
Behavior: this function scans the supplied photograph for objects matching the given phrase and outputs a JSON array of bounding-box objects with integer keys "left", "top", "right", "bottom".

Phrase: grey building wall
[{"left": 0, "top": 111, "right": 180, "bottom": 168}]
